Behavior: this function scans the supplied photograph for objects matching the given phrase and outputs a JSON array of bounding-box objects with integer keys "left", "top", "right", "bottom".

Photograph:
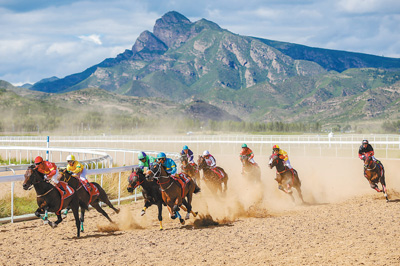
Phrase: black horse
[
  {"left": 180, "top": 154, "right": 201, "bottom": 187},
  {"left": 240, "top": 154, "right": 261, "bottom": 183},
  {"left": 58, "top": 169, "right": 120, "bottom": 232},
  {"left": 268, "top": 154, "right": 304, "bottom": 203},
  {"left": 197, "top": 155, "right": 228, "bottom": 195},
  {"left": 363, "top": 153, "right": 389, "bottom": 201},
  {"left": 127, "top": 167, "right": 166, "bottom": 229},
  {"left": 22, "top": 165, "right": 81, "bottom": 237}
]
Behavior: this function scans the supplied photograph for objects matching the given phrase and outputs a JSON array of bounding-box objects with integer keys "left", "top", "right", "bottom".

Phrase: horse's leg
[
  {"left": 156, "top": 201, "right": 163, "bottom": 230},
  {"left": 91, "top": 201, "right": 113, "bottom": 223},
  {"left": 141, "top": 200, "right": 152, "bottom": 216},
  {"left": 80, "top": 207, "right": 85, "bottom": 232},
  {"left": 173, "top": 197, "right": 185, "bottom": 225},
  {"left": 380, "top": 168, "right": 389, "bottom": 201},
  {"left": 70, "top": 198, "right": 81, "bottom": 237},
  {"left": 49, "top": 213, "right": 63, "bottom": 228},
  {"left": 97, "top": 184, "right": 120, "bottom": 214},
  {"left": 167, "top": 205, "right": 175, "bottom": 219}
]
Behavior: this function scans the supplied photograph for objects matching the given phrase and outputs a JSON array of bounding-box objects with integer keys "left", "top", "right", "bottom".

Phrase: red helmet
[{"left": 34, "top": 156, "right": 43, "bottom": 164}]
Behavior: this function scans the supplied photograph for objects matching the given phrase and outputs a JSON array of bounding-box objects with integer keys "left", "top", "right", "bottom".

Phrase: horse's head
[
  {"left": 240, "top": 155, "right": 250, "bottom": 166},
  {"left": 23, "top": 165, "right": 44, "bottom": 190},
  {"left": 58, "top": 167, "right": 73, "bottom": 183},
  {"left": 268, "top": 154, "right": 279, "bottom": 169},
  {"left": 197, "top": 155, "right": 206, "bottom": 170},
  {"left": 363, "top": 153, "right": 374, "bottom": 168},
  {"left": 145, "top": 163, "right": 164, "bottom": 182},
  {"left": 127, "top": 167, "right": 146, "bottom": 192}
]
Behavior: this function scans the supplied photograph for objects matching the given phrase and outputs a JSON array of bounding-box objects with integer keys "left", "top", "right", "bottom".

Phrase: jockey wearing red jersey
[
  {"left": 240, "top": 143, "right": 257, "bottom": 173},
  {"left": 358, "top": 139, "right": 377, "bottom": 161},
  {"left": 34, "top": 156, "right": 65, "bottom": 194},
  {"left": 203, "top": 150, "right": 225, "bottom": 179}
]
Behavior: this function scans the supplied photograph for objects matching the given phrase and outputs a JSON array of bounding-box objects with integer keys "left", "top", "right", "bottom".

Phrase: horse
[
  {"left": 240, "top": 154, "right": 261, "bottom": 183},
  {"left": 268, "top": 154, "right": 304, "bottom": 203},
  {"left": 22, "top": 165, "right": 81, "bottom": 237},
  {"left": 363, "top": 153, "right": 389, "bottom": 201},
  {"left": 127, "top": 167, "right": 166, "bottom": 229},
  {"left": 58, "top": 169, "right": 120, "bottom": 232},
  {"left": 197, "top": 155, "right": 228, "bottom": 194},
  {"left": 180, "top": 154, "right": 201, "bottom": 187},
  {"left": 146, "top": 163, "right": 200, "bottom": 225}
]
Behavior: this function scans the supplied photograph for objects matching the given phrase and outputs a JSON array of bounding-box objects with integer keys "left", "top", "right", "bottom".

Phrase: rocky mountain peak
[
  {"left": 131, "top": 30, "right": 167, "bottom": 59},
  {"left": 153, "top": 11, "right": 193, "bottom": 48}
]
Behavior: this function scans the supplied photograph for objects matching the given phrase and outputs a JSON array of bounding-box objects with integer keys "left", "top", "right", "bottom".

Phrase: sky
[{"left": 1, "top": 0, "right": 400, "bottom": 85}]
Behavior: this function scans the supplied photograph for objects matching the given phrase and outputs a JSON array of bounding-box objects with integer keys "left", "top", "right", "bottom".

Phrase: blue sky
[{"left": 1, "top": 0, "right": 400, "bottom": 85}]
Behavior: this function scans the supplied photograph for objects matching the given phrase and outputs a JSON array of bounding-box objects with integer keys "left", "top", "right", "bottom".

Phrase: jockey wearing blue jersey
[
  {"left": 181, "top": 145, "right": 195, "bottom": 164},
  {"left": 156, "top": 152, "right": 177, "bottom": 175}
]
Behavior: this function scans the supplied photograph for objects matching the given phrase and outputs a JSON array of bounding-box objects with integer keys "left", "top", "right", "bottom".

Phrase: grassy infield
[{"left": 0, "top": 158, "right": 133, "bottom": 219}]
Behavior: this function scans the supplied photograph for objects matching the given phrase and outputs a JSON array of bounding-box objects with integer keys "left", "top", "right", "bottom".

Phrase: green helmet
[
  {"left": 242, "top": 143, "right": 247, "bottom": 148},
  {"left": 138, "top": 152, "right": 146, "bottom": 160}
]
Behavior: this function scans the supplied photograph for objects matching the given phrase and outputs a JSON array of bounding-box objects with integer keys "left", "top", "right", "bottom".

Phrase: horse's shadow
[
  {"left": 387, "top": 199, "right": 400, "bottom": 203},
  {"left": 180, "top": 223, "right": 234, "bottom": 230},
  {"left": 300, "top": 201, "right": 330, "bottom": 206},
  {"left": 68, "top": 232, "right": 123, "bottom": 240}
]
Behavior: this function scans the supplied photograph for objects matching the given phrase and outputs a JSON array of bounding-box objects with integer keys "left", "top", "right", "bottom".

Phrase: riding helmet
[
  {"left": 156, "top": 152, "right": 166, "bottom": 159},
  {"left": 203, "top": 150, "right": 210, "bottom": 156},
  {"left": 66, "top": 154, "right": 75, "bottom": 161},
  {"left": 138, "top": 151, "right": 146, "bottom": 160},
  {"left": 183, "top": 145, "right": 189, "bottom": 150},
  {"left": 34, "top": 156, "right": 43, "bottom": 164},
  {"left": 241, "top": 143, "right": 247, "bottom": 148},
  {"left": 273, "top": 145, "right": 280, "bottom": 150},
  {"left": 362, "top": 140, "right": 369, "bottom": 145}
]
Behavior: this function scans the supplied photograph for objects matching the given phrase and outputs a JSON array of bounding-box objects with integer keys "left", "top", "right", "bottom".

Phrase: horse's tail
[
  {"left": 194, "top": 183, "right": 201, "bottom": 194},
  {"left": 92, "top": 182, "right": 118, "bottom": 211}
]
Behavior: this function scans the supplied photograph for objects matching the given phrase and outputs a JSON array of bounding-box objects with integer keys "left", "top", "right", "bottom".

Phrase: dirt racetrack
[{"left": 1, "top": 155, "right": 400, "bottom": 266}]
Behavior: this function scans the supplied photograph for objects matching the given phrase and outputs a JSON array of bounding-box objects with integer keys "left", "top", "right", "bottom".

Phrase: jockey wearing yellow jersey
[
  {"left": 272, "top": 145, "right": 293, "bottom": 169},
  {"left": 66, "top": 154, "right": 91, "bottom": 192}
]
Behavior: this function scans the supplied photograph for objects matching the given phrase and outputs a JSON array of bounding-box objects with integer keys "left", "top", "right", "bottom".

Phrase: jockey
[
  {"left": 181, "top": 145, "right": 195, "bottom": 165},
  {"left": 240, "top": 143, "right": 256, "bottom": 166},
  {"left": 358, "top": 139, "right": 377, "bottom": 161},
  {"left": 34, "top": 156, "right": 65, "bottom": 194},
  {"left": 202, "top": 150, "right": 216, "bottom": 168},
  {"left": 272, "top": 145, "right": 293, "bottom": 169},
  {"left": 66, "top": 155, "right": 91, "bottom": 192},
  {"left": 156, "top": 152, "right": 177, "bottom": 175},
  {"left": 138, "top": 151, "right": 155, "bottom": 170}
]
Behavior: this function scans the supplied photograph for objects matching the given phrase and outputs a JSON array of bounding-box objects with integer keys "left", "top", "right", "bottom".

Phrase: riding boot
[{"left": 59, "top": 185, "right": 66, "bottom": 195}]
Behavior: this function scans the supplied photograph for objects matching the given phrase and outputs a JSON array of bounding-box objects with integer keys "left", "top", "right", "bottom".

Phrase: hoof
[
  {"left": 35, "top": 211, "right": 41, "bottom": 218},
  {"left": 49, "top": 221, "right": 57, "bottom": 228},
  {"left": 43, "top": 219, "right": 49, "bottom": 225},
  {"left": 180, "top": 219, "right": 185, "bottom": 225},
  {"left": 171, "top": 215, "right": 176, "bottom": 220},
  {"left": 140, "top": 210, "right": 146, "bottom": 216},
  {"left": 185, "top": 213, "right": 190, "bottom": 220}
]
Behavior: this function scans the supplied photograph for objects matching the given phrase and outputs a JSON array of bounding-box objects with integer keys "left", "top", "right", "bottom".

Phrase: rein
[{"left": 37, "top": 187, "right": 55, "bottom": 198}]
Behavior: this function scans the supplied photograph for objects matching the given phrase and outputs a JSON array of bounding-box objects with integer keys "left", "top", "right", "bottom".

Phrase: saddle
[
  {"left": 211, "top": 167, "right": 225, "bottom": 180},
  {"left": 172, "top": 173, "right": 190, "bottom": 198},
  {"left": 55, "top": 181, "right": 75, "bottom": 215}
]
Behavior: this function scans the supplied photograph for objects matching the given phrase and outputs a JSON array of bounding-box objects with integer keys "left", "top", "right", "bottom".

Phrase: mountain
[{"left": 28, "top": 11, "right": 400, "bottom": 124}]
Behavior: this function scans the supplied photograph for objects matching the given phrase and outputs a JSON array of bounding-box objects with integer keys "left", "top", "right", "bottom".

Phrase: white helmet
[
  {"left": 203, "top": 150, "right": 210, "bottom": 156},
  {"left": 66, "top": 155, "right": 75, "bottom": 161}
]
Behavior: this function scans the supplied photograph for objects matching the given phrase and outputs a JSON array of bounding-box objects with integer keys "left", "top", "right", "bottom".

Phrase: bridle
[{"left": 148, "top": 163, "right": 174, "bottom": 191}]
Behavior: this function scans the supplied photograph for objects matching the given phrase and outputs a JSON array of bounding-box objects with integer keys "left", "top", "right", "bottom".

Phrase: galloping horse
[
  {"left": 197, "top": 155, "right": 228, "bottom": 194},
  {"left": 180, "top": 154, "right": 201, "bottom": 186},
  {"left": 146, "top": 163, "right": 200, "bottom": 225},
  {"left": 363, "top": 154, "right": 389, "bottom": 201},
  {"left": 22, "top": 165, "right": 81, "bottom": 237},
  {"left": 268, "top": 154, "right": 304, "bottom": 203},
  {"left": 58, "top": 169, "right": 120, "bottom": 231},
  {"left": 240, "top": 154, "right": 261, "bottom": 183},
  {"left": 127, "top": 167, "right": 166, "bottom": 229}
]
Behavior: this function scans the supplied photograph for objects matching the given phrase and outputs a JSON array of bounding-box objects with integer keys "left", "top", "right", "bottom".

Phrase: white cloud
[{"left": 78, "top": 34, "right": 102, "bottom": 45}]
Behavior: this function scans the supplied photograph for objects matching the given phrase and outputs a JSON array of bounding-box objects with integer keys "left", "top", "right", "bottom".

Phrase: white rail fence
[{"left": 0, "top": 134, "right": 399, "bottom": 224}]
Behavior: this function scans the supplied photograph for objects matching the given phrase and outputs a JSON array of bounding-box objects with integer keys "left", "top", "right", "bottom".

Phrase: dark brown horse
[
  {"left": 268, "top": 154, "right": 304, "bottom": 203},
  {"left": 58, "top": 169, "right": 120, "bottom": 232},
  {"left": 180, "top": 154, "right": 201, "bottom": 187},
  {"left": 22, "top": 165, "right": 81, "bottom": 237},
  {"left": 363, "top": 153, "right": 388, "bottom": 201},
  {"left": 146, "top": 163, "right": 200, "bottom": 225},
  {"left": 197, "top": 155, "right": 228, "bottom": 194},
  {"left": 240, "top": 154, "right": 261, "bottom": 183},
  {"left": 127, "top": 167, "right": 166, "bottom": 229}
]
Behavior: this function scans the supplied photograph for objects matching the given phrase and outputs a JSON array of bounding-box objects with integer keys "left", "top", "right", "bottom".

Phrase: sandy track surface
[{"left": 1, "top": 157, "right": 400, "bottom": 266}]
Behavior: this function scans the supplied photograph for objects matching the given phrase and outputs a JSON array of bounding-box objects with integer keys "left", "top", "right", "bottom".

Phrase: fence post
[{"left": 118, "top": 172, "right": 121, "bottom": 206}]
